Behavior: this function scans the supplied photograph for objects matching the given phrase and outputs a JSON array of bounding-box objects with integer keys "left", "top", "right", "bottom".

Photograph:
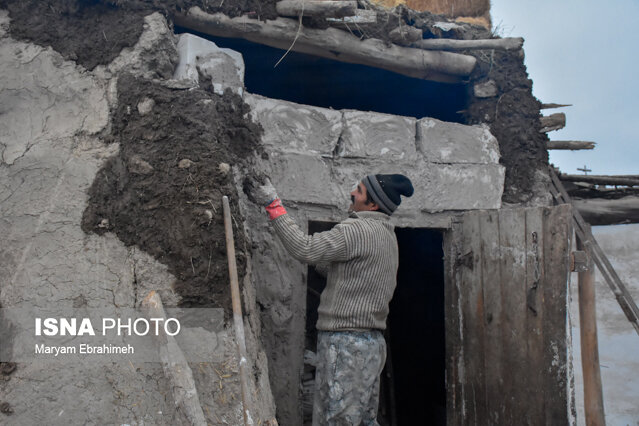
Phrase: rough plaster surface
[
  {"left": 1, "top": 12, "right": 275, "bottom": 425},
  {"left": 570, "top": 224, "right": 639, "bottom": 426}
]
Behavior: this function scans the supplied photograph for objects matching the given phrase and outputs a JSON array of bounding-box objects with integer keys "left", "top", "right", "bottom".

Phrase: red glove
[{"left": 265, "top": 198, "right": 287, "bottom": 220}]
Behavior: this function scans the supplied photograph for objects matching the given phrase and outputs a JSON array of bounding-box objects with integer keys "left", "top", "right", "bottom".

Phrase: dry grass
[{"left": 370, "top": 0, "right": 492, "bottom": 28}]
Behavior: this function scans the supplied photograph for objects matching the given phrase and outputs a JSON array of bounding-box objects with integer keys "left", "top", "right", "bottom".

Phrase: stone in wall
[
  {"left": 339, "top": 110, "right": 417, "bottom": 159},
  {"left": 245, "top": 93, "right": 342, "bottom": 155}
]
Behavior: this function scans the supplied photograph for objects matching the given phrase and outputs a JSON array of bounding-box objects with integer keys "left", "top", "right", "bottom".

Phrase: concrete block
[
  {"left": 403, "top": 163, "right": 505, "bottom": 212},
  {"left": 417, "top": 118, "right": 500, "bottom": 164},
  {"left": 246, "top": 94, "right": 342, "bottom": 155},
  {"left": 340, "top": 110, "right": 416, "bottom": 159},
  {"left": 174, "top": 33, "right": 245, "bottom": 96},
  {"left": 265, "top": 152, "right": 342, "bottom": 206}
]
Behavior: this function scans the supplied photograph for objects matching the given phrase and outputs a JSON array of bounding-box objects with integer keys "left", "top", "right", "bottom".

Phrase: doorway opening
[
  {"left": 304, "top": 222, "right": 446, "bottom": 425},
  {"left": 174, "top": 28, "right": 468, "bottom": 121}
]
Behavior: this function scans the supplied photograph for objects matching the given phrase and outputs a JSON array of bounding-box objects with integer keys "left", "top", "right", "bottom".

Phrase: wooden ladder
[{"left": 549, "top": 166, "right": 639, "bottom": 336}]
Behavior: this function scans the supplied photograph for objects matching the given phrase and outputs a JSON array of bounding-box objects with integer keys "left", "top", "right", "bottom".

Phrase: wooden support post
[
  {"left": 547, "top": 140, "right": 596, "bottom": 151},
  {"left": 576, "top": 228, "right": 606, "bottom": 426},
  {"left": 141, "top": 291, "right": 208, "bottom": 426},
  {"left": 276, "top": 1, "right": 357, "bottom": 18},
  {"left": 411, "top": 37, "right": 523, "bottom": 51},
  {"left": 173, "top": 7, "right": 476, "bottom": 83},
  {"left": 222, "top": 195, "right": 253, "bottom": 426}
]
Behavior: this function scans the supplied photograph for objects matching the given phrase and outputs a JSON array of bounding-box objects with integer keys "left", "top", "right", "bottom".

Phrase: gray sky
[{"left": 491, "top": 0, "right": 639, "bottom": 176}]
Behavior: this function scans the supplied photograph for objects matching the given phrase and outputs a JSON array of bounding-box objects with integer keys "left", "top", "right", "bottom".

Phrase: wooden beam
[
  {"left": 539, "top": 112, "right": 565, "bottom": 133},
  {"left": 141, "top": 291, "right": 207, "bottom": 426},
  {"left": 411, "top": 37, "right": 523, "bottom": 51},
  {"left": 276, "top": 1, "right": 357, "bottom": 18},
  {"left": 560, "top": 174, "right": 639, "bottom": 187},
  {"left": 173, "top": 7, "right": 476, "bottom": 83},
  {"left": 573, "top": 196, "right": 639, "bottom": 225},
  {"left": 547, "top": 140, "right": 595, "bottom": 150},
  {"left": 541, "top": 103, "right": 572, "bottom": 109},
  {"left": 576, "top": 229, "right": 606, "bottom": 426}
]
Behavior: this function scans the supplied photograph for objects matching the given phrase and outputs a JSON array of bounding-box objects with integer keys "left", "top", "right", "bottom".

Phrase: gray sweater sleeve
[{"left": 271, "top": 214, "right": 350, "bottom": 265}]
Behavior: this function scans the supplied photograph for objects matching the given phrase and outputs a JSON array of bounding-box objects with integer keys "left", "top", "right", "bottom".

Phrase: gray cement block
[
  {"left": 340, "top": 110, "right": 417, "bottom": 159},
  {"left": 403, "top": 163, "right": 505, "bottom": 212},
  {"left": 264, "top": 152, "right": 342, "bottom": 206},
  {"left": 417, "top": 118, "right": 500, "bottom": 164},
  {"left": 245, "top": 94, "right": 342, "bottom": 155}
]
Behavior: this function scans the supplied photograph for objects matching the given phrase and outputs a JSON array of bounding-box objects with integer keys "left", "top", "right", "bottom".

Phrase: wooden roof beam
[{"left": 173, "top": 7, "right": 477, "bottom": 84}]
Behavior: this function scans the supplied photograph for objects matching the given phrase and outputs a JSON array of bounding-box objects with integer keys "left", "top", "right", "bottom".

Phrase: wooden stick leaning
[
  {"left": 549, "top": 167, "right": 639, "bottom": 336},
  {"left": 222, "top": 196, "right": 253, "bottom": 426},
  {"left": 576, "top": 229, "right": 606, "bottom": 426},
  {"left": 141, "top": 291, "right": 207, "bottom": 425}
]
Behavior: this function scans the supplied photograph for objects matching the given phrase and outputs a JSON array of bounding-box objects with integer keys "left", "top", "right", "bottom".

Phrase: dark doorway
[
  {"left": 174, "top": 29, "right": 468, "bottom": 121},
  {"left": 385, "top": 228, "right": 446, "bottom": 425},
  {"left": 304, "top": 223, "right": 446, "bottom": 425}
]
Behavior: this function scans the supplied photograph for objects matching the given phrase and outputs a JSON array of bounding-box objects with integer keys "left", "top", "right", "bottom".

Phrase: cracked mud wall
[{"left": 0, "top": 8, "right": 276, "bottom": 425}]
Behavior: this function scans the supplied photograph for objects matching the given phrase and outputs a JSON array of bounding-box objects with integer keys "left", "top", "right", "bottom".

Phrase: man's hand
[{"left": 255, "top": 178, "right": 279, "bottom": 206}]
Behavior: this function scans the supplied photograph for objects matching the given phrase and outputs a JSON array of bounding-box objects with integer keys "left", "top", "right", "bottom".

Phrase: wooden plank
[
  {"left": 444, "top": 223, "right": 463, "bottom": 425},
  {"left": 173, "top": 8, "right": 476, "bottom": 84},
  {"left": 541, "top": 204, "right": 572, "bottom": 425},
  {"left": 497, "top": 208, "right": 528, "bottom": 424},
  {"left": 460, "top": 211, "right": 487, "bottom": 423},
  {"left": 478, "top": 209, "right": 503, "bottom": 424},
  {"left": 524, "top": 208, "right": 546, "bottom": 424},
  {"left": 325, "top": 8, "right": 377, "bottom": 24}
]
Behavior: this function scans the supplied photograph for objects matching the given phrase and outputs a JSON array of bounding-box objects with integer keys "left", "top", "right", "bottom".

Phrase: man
[{"left": 252, "top": 174, "right": 414, "bottom": 425}]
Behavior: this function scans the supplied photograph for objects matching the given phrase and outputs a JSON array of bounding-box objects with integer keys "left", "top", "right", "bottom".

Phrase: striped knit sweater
[{"left": 271, "top": 211, "right": 399, "bottom": 331}]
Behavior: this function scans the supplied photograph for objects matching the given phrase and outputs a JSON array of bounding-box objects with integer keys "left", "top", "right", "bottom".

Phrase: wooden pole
[
  {"left": 547, "top": 141, "right": 596, "bottom": 151},
  {"left": 576, "top": 228, "right": 606, "bottom": 426},
  {"left": 222, "top": 195, "right": 253, "bottom": 426},
  {"left": 141, "top": 291, "right": 208, "bottom": 425},
  {"left": 173, "top": 8, "right": 476, "bottom": 83},
  {"left": 411, "top": 37, "right": 523, "bottom": 51},
  {"left": 560, "top": 174, "right": 639, "bottom": 187},
  {"left": 573, "top": 196, "right": 639, "bottom": 226},
  {"left": 276, "top": 0, "right": 357, "bottom": 18},
  {"left": 541, "top": 103, "right": 572, "bottom": 109}
]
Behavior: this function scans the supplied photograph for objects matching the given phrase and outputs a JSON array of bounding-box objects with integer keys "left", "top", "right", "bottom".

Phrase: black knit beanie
[{"left": 362, "top": 174, "right": 414, "bottom": 215}]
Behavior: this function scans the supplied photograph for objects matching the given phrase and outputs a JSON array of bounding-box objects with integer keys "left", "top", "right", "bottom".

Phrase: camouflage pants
[{"left": 312, "top": 330, "right": 387, "bottom": 426}]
